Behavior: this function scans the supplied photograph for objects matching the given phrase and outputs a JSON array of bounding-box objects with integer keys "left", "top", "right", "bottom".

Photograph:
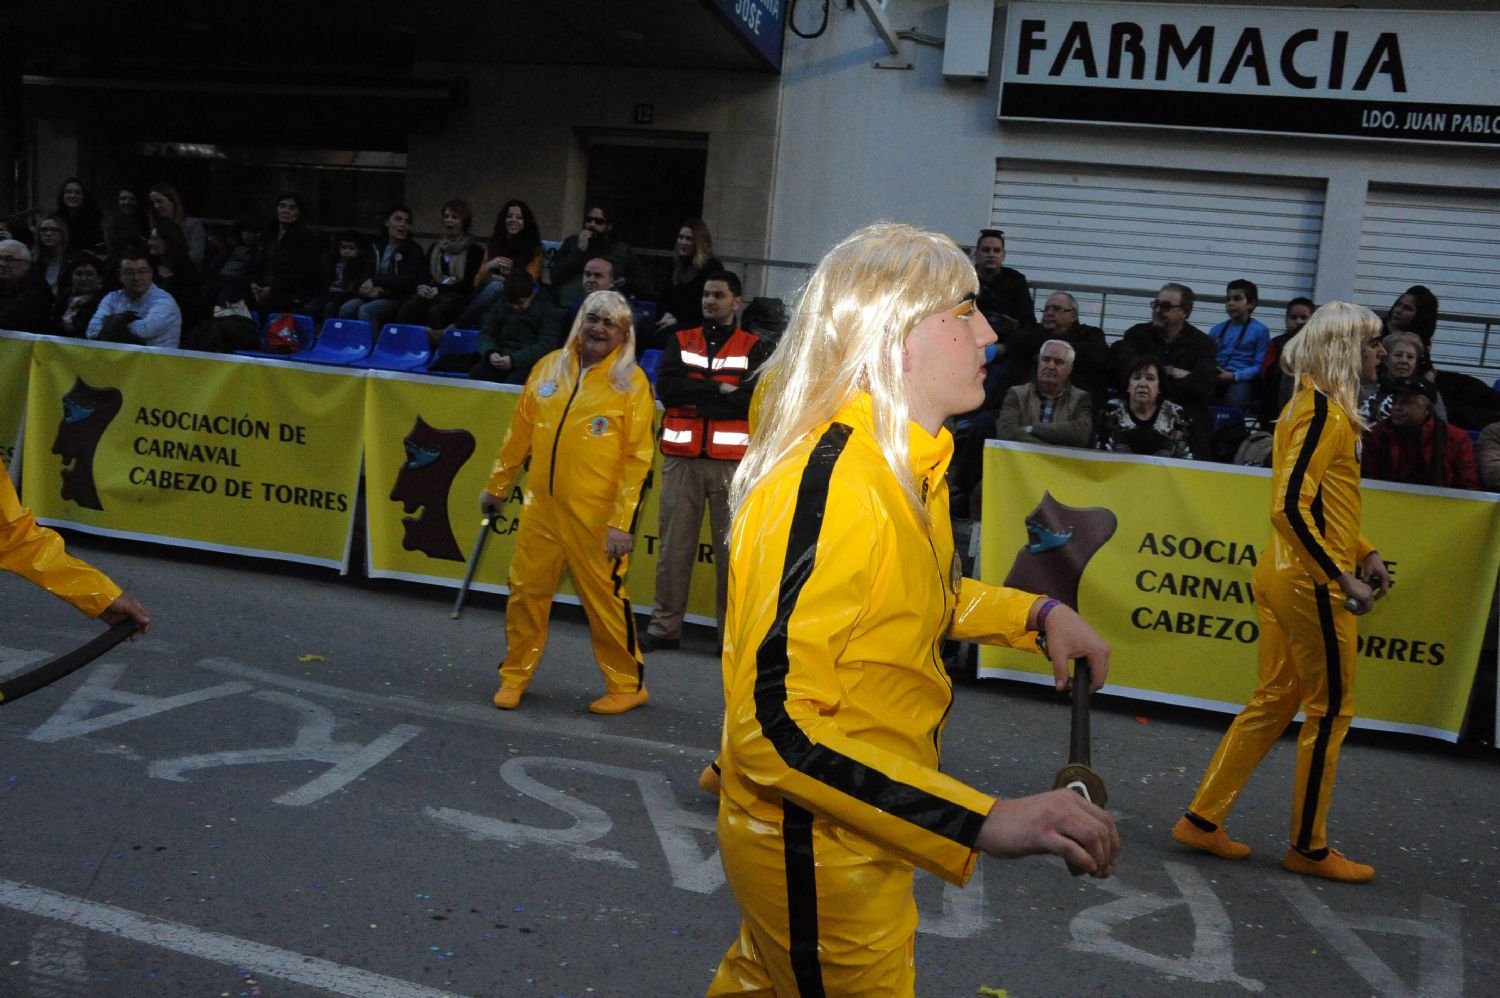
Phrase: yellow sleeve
[
  {"left": 952, "top": 578, "right": 1042, "bottom": 651},
  {"left": 484, "top": 378, "right": 539, "bottom": 499},
  {"left": 1, "top": 463, "right": 122, "bottom": 618},
  {"left": 1269, "top": 394, "right": 1344, "bottom": 584},
  {"left": 608, "top": 373, "right": 658, "bottom": 533},
  {"left": 723, "top": 472, "right": 996, "bottom": 885}
]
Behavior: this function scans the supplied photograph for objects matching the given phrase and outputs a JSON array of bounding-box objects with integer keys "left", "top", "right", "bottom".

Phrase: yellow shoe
[
  {"left": 697, "top": 762, "right": 722, "bottom": 796},
  {"left": 1172, "top": 816, "right": 1251, "bottom": 859},
  {"left": 589, "top": 689, "right": 649, "bottom": 715},
  {"left": 1282, "top": 848, "right": 1374, "bottom": 883},
  {"left": 491, "top": 686, "right": 523, "bottom": 710}
]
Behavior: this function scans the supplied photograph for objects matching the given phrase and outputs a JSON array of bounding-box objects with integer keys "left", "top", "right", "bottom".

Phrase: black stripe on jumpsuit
[{"left": 750, "top": 423, "right": 988, "bottom": 990}]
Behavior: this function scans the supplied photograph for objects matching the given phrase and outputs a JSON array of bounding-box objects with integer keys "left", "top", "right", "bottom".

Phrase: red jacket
[{"left": 1362, "top": 414, "right": 1479, "bottom": 490}]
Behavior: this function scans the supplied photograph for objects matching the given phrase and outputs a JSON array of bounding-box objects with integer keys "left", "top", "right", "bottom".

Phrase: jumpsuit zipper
[
  {"left": 547, "top": 369, "right": 585, "bottom": 496},
  {"left": 919, "top": 472, "right": 958, "bottom": 755}
]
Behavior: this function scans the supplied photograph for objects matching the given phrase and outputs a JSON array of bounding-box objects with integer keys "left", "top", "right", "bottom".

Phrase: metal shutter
[
  {"left": 991, "top": 163, "right": 1325, "bottom": 337},
  {"left": 1355, "top": 185, "right": 1500, "bottom": 378}
]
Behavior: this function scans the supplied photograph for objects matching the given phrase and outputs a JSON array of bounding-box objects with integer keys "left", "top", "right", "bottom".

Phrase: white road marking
[
  {"left": 0, "top": 879, "right": 474, "bottom": 998},
  {"left": 0, "top": 642, "right": 48, "bottom": 681},
  {"left": 196, "top": 657, "right": 708, "bottom": 756},
  {"left": 28, "top": 661, "right": 251, "bottom": 743},
  {"left": 1279, "top": 880, "right": 1464, "bottom": 998},
  {"left": 1070, "top": 862, "right": 1264, "bottom": 991},
  {"left": 147, "top": 690, "right": 421, "bottom": 805},
  {"left": 916, "top": 872, "right": 988, "bottom": 939}
]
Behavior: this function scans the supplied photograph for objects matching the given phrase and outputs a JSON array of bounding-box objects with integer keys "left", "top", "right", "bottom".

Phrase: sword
[
  {"left": 450, "top": 515, "right": 494, "bottom": 619},
  {"left": 0, "top": 620, "right": 139, "bottom": 706},
  {"left": 1052, "top": 656, "right": 1107, "bottom": 876}
]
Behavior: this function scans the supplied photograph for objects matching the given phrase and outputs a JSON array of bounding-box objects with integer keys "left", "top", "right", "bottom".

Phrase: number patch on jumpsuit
[{"left": 590, "top": 416, "right": 609, "bottom": 436}]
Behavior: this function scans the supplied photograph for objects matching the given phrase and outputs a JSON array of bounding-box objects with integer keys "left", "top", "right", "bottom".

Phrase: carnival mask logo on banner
[
  {"left": 1003, "top": 491, "right": 1117, "bottom": 611},
  {"left": 389, "top": 416, "right": 476, "bottom": 561},
  {"left": 52, "top": 377, "right": 124, "bottom": 511}
]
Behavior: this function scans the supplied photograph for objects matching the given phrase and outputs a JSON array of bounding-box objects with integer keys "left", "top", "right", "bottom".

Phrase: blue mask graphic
[{"left": 1025, "top": 520, "right": 1074, "bottom": 554}]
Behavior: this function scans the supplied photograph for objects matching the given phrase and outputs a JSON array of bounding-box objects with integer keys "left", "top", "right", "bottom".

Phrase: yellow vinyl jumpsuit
[
  {"left": 2, "top": 458, "right": 121, "bottom": 616},
  {"left": 484, "top": 344, "right": 656, "bottom": 695},
  {"left": 1186, "top": 383, "right": 1375, "bottom": 855},
  {"left": 708, "top": 395, "right": 1042, "bottom": 997}
]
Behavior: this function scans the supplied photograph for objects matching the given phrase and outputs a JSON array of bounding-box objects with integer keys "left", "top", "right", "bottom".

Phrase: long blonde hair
[
  {"left": 544, "top": 290, "right": 640, "bottom": 392},
  {"left": 1281, "top": 300, "right": 1380, "bottom": 433},
  {"left": 730, "top": 222, "right": 978, "bottom": 524}
]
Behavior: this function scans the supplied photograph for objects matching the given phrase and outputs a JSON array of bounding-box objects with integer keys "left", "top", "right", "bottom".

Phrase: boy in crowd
[{"left": 1210, "top": 278, "right": 1269, "bottom": 410}]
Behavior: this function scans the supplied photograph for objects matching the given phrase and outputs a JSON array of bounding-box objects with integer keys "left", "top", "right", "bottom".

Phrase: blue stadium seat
[
  {"left": 639, "top": 348, "right": 663, "bottom": 387},
  {"left": 633, "top": 299, "right": 658, "bottom": 324},
  {"left": 1492, "top": 377, "right": 1500, "bottom": 393},
  {"left": 1207, "top": 404, "right": 1246, "bottom": 436},
  {"left": 236, "top": 312, "right": 317, "bottom": 359},
  {"left": 296, "top": 318, "right": 373, "bottom": 366},
  {"left": 422, "top": 327, "right": 480, "bottom": 378},
  {"left": 350, "top": 323, "right": 433, "bottom": 371}
]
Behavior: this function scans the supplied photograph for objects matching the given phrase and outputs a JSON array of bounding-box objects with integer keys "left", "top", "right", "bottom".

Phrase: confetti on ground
[
  {"left": 978, "top": 987, "right": 1011, "bottom": 997},
  {"left": 297, "top": 654, "right": 327, "bottom": 662},
  {"left": 1134, "top": 716, "right": 1150, "bottom": 724}
]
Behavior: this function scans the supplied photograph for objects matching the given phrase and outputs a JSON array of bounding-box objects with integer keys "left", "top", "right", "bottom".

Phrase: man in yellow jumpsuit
[
  {"left": 2, "top": 457, "right": 151, "bottom": 633},
  {"left": 708, "top": 224, "right": 1119, "bottom": 997},
  {"left": 481, "top": 290, "right": 657, "bottom": 714},
  {"left": 1174, "top": 303, "right": 1391, "bottom": 883}
]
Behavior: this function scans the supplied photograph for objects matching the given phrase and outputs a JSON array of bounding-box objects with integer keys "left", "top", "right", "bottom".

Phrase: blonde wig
[
  {"left": 546, "top": 289, "right": 640, "bottom": 392},
  {"left": 731, "top": 222, "right": 978, "bottom": 524},
  {"left": 1281, "top": 301, "right": 1381, "bottom": 434}
]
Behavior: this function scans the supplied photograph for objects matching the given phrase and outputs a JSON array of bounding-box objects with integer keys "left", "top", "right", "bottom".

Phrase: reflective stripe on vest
[
  {"left": 680, "top": 350, "right": 710, "bottom": 368},
  {"left": 662, "top": 427, "right": 695, "bottom": 445},
  {"left": 712, "top": 430, "right": 750, "bottom": 447}
]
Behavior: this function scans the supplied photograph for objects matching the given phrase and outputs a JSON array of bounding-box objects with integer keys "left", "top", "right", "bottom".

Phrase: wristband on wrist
[{"left": 1035, "top": 598, "right": 1063, "bottom": 655}]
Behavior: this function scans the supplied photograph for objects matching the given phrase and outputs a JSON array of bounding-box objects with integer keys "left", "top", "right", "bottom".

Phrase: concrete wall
[
  {"left": 765, "top": 0, "right": 1500, "bottom": 304},
  {"left": 406, "top": 61, "right": 781, "bottom": 289}
]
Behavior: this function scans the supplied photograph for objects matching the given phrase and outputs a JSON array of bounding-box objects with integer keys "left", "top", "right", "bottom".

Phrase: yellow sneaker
[
  {"left": 491, "top": 686, "right": 522, "bottom": 710},
  {"left": 589, "top": 689, "right": 649, "bottom": 715},
  {"left": 1281, "top": 848, "right": 1374, "bottom": 883},
  {"left": 697, "top": 762, "right": 722, "bottom": 796},
  {"left": 1172, "top": 816, "right": 1251, "bottom": 859}
]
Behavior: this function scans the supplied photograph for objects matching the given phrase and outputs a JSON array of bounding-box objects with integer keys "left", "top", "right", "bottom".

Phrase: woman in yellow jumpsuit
[
  {"left": 2, "top": 457, "right": 150, "bottom": 633},
  {"left": 481, "top": 290, "right": 656, "bottom": 714},
  {"left": 1174, "top": 302, "right": 1391, "bottom": 883},
  {"left": 707, "top": 224, "right": 1119, "bottom": 997}
]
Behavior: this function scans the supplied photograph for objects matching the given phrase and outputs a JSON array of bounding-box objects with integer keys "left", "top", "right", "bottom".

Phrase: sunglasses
[
  {"left": 1042, "top": 304, "right": 1075, "bottom": 313},
  {"left": 1151, "top": 300, "right": 1183, "bottom": 312}
]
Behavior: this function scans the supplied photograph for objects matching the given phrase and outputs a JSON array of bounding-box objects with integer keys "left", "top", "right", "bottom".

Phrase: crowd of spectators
[
  {"left": 0, "top": 180, "right": 723, "bottom": 368},
  {"left": 953, "top": 229, "right": 1500, "bottom": 509}
]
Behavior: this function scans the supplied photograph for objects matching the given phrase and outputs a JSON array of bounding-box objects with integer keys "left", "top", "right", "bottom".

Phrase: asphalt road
[{"left": 3, "top": 534, "right": 1496, "bottom": 997}]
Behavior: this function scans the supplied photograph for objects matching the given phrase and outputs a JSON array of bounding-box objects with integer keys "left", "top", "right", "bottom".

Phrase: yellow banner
[
  {"left": 1, "top": 332, "right": 35, "bottom": 466},
  {"left": 362, "top": 371, "right": 720, "bottom": 622},
  {"left": 979, "top": 442, "right": 1500, "bottom": 741},
  {"left": 22, "top": 340, "right": 365, "bottom": 568}
]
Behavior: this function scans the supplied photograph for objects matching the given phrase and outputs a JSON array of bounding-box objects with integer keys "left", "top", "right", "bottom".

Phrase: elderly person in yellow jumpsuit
[
  {"left": 1173, "top": 302, "right": 1391, "bottom": 883},
  {"left": 2, "top": 457, "right": 151, "bottom": 633},
  {"left": 706, "top": 224, "right": 1120, "bottom": 997},
  {"left": 482, "top": 290, "right": 656, "bottom": 714}
]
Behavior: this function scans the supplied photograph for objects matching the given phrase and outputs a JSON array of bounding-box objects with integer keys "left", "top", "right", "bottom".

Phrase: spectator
[
  {"left": 556, "top": 257, "right": 621, "bottom": 332},
  {"left": 642, "top": 270, "right": 772, "bottom": 651},
  {"left": 1369, "top": 332, "right": 1447, "bottom": 423},
  {"left": 0, "top": 240, "right": 54, "bottom": 332},
  {"left": 1097, "top": 355, "right": 1193, "bottom": 459},
  {"left": 454, "top": 199, "right": 545, "bottom": 330},
  {"left": 1012, "top": 291, "right": 1110, "bottom": 402},
  {"left": 52, "top": 253, "right": 105, "bottom": 337},
  {"left": 1477, "top": 422, "right": 1500, "bottom": 492},
  {"left": 1362, "top": 377, "right": 1478, "bottom": 490},
  {"left": 311, "top": 231, "right": 372, "bottom": 322},
  {"left": 55, "top": 177, "right": 103, "bottom": 253},
  {"left": 249, "top": 193, "right": 324, "bottom": 314},
  {"left": 1112, "top": 283, "right": 1216, "bottom": 457},
  {"left": 651, "top": 218, "right": 723, "bottom": 348},
  {"left": 147, "top": 183, "right": 206, "bottom": 266},
  {"left": 1383, "top": 284, "right": 1438, "bottom": 351},
  {"left": 1257, "top": 296, "right": 1314, "bottom": 422},
  {"left": 87, "top": 250, "right": 181, "bottom": 347},
  {"left": 398, "top": 198, "right": 483, "bottom": 334},
  {"left": 339, "top": 204, "right": 424, "bottom": 333},
  {"left": 102, "top": 187, "right": 145, "bottom": 248},
  {"left": 549, "top": 204, "right": 648, "bottom": 301},
  {"left": 201, "top": 212, "right": 262, "bottom": 309},
  {"left": 147, "top": 217, "right": 202, "bottom": 330},
  {"left": 995, "top": 339, "right": 1094, "bottom": 449},
  {"left": 470, "top": 268, "right": 562, "bottom": 384},
  {"left": 973, "top": 227, "right": 1035, "bottom": 334},
  {"left": 1356, "top": 324, "right": 1387, "bottom": 422},
  {"left": 31, "top": 214, "right": 72, "bottom": 295},
  {"left": 1209, "top": 279, "right": 1269, "bottom": 410}
]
